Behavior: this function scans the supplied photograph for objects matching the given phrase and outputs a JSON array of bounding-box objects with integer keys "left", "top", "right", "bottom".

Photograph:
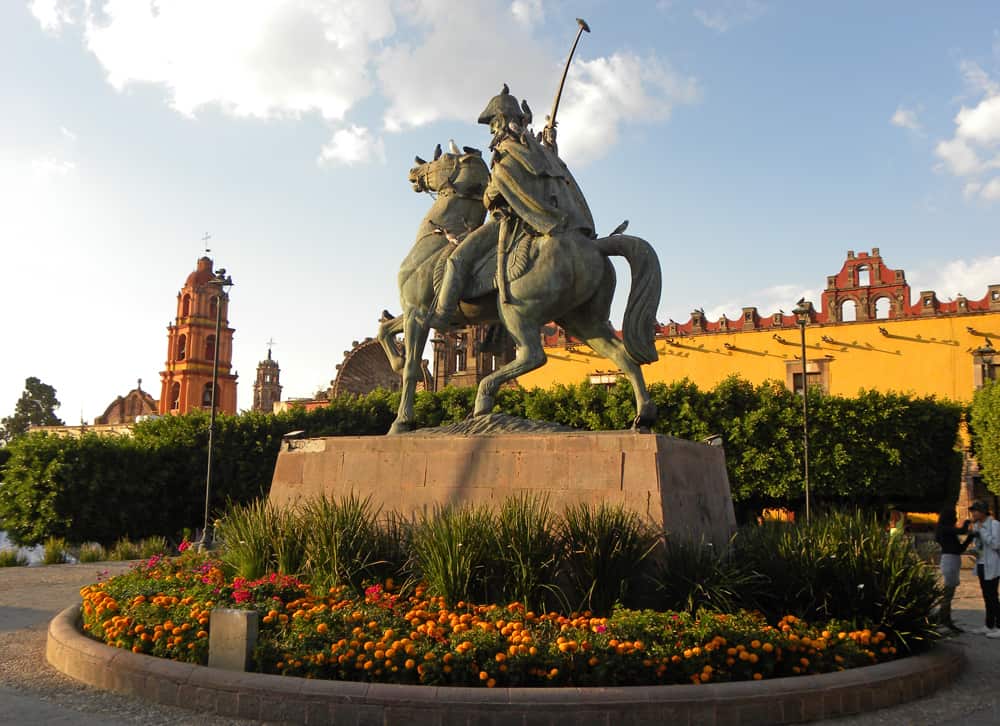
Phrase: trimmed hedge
[
  {"left": 971, "top": 379, "right": 1000, "bottom": 494},
  {"left": 0, "top": 378, "right": 963, "bottom": 545}
]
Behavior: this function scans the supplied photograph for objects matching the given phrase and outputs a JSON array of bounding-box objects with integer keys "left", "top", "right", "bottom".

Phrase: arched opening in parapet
[
  {"left": 874, "top": 297, "right": 891, "bottom": 320},
  {"left": 857, "top": 266, "right": 870, "bottom": 286},
  {"left": 840, "top": 299, "right": 858, "bottom": 322}
]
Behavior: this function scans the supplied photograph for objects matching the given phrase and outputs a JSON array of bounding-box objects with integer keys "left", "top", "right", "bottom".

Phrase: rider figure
[{"left": 427, "top": 84, "right": 596, "bottom": 329}]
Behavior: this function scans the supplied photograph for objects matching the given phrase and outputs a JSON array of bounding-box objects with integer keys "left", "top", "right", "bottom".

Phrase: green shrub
[
  {"left": 558, "top": 503, "right": 657, "bottom": 615},
  {"left": 0, "top": 548, "right": 28, "bottom": 567},
  {"left": 733, "top": 510, "right": 941, "bottom": 652},
  {"left": 78, "top": 542, "right": 106, "bottom": 563},
  {"left": 971, "top": 380, "right": 1000, "bottom": 494},
  {"left": 108, "top": 537, "right": 141, "bottom": 561},
  {"left": 648, "top": 536, "right": 764, "bottom": 615},
  {"left": 215, "top": 499, "right": 281, "bottom": 580},
  {"left": 411, "top": 505, "right": 494, "bottom": 606},
  {"left": 494, "top": 493, "right": 560, "bottom": 612},
  {"left": 42, "top": 536, "right": 68, "bottom": 565},
  {"left": 300, "top": 494, "right": 384, "bottom": 592},
  {"left": 139, "top": 536, "right": 169, "bottom": 559}
]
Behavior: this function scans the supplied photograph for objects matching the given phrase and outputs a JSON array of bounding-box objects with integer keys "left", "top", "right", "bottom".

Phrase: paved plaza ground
[{"left": 0, "top": 562, "right": 998, "bottom": 725}]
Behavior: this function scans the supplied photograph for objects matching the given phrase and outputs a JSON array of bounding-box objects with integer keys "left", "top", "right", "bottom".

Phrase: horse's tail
[{"left": 594, "top": 234, "right": 661, "bottom": 365}]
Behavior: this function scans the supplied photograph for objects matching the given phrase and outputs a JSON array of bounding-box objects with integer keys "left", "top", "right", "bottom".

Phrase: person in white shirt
[{"left": 968, "top": 500, "right": 1000, "bottom": 637}]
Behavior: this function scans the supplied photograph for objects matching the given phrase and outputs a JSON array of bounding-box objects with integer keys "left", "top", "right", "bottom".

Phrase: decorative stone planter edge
[{"left": 48, "top": 604, "right": 964, "bottom": 726}]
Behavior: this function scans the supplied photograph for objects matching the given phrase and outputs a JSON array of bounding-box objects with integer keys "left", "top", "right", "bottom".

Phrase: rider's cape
[{"left": 485, "top": 132, "right": 595, "bottom": 238}]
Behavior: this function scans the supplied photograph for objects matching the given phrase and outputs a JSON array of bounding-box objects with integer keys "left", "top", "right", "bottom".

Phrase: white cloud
[
  {"left": 59, "top": 125, "right": 77, "bottom": 142},
  {"left": 693, "top": 0, "right": 766, "bottom": 33},
  {"left": 936, "top": 59, "right": 1000, "bottom": 202},
  {"left": 510, "top": 0, "right": 544, "bottom": 27},
  {"left": 701, "top": 283, "right": 818, "bottom": 323},
  {"left": 908, "top": 255, "right": 1000, "bottom": 300},
  {"left": 82, "top": 0, "right": 394, "bottom": 120},
  {"left": 890, "top": 106, "right": 921, "bottom": 131},
  {"left": 31, "top": 155, "right": 76, "bottom": 180},
  {"left": 980, "top": 177, "right": 1000, "bottom": 200},
  {"left": 28, "top": 0, "right": 77, "bottom": 34},
  {"left": 32, "top": 0, "right": 697, "bottom": 167},
  {"left": 317, "top": 125, "right": 386, "bottom": 167},
  {"left": 556, "top": 53, "right": 701, "bottom": 164}
]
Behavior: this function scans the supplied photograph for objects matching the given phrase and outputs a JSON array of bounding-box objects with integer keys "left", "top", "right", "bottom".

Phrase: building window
[
  {"left": 205, "top": 334, "right": 216, "bottom": 360},
  {"left": 874, "top": 297, "right": 891, "bottom": 320},
  {"left": 209, "top": 296, "right": 218, "bottom": 319},
  {"left": 170, "top": 382, "right": 180, "bottom": 410},
  {"left": 177, "top": 334, "right": 187, "bottom": 361},
  {"left": 792, "top": 371, "right": 823, "bottom": 395},
  {"left": 785, "top": 359, "right": 830, "bottom": 394},
  {"left": 857, "top": 266, "right": 870, "bottom": 286},
  {"left": 202, "top": 383, "right": 214, "bottom": 407},
  {"left": 589, "top": 370, "right": 623, "bottom": 387},
  {"left": 182, "top": 294, "right": 191, "bottom": 317}
]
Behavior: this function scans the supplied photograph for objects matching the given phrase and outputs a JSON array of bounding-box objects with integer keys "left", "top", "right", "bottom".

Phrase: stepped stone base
[{"left": 269, "top": 428, "right": 736, "bottom": 545}]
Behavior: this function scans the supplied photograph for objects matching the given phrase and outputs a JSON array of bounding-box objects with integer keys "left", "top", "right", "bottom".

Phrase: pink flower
[
  {"left": 178, "top": 540, "right": 191, "bottom": 553},
  {"left": 595, "top": 625, "right": 607, "bottom": 634}
]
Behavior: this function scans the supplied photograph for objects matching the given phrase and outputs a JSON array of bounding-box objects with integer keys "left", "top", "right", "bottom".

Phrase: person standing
[
  {"left": 967, "top": 500, "right": 1000, "bottom": 637},
  {"left": 934, "top": 508, "right": 971, "bottom": 632}
]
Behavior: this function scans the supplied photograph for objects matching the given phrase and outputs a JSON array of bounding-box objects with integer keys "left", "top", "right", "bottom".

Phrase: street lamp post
[
  {"left": 201, "top": 268, "right": 234, "bottom": 552},
  {"left": 792, "top": 300, "right": 811, "bottom": 523}
]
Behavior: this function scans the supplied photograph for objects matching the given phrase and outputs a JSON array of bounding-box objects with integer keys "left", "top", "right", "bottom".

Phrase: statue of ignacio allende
[{"left": 377, "top": 19, "right": 664, "bottom": 435}]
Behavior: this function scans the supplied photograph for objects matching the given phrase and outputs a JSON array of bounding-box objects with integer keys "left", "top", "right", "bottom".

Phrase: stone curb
[{"left": 47, "top": 604, "right": 964, "bottom": 725}]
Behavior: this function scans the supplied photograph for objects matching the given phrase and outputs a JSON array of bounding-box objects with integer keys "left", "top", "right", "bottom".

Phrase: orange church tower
[{"left": 159, "top": 257, "right": 238, "bottom": 415}]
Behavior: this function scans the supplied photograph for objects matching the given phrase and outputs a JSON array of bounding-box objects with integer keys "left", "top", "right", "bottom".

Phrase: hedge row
[{"left": 0, "top": 377, "right": 963, "bottom": 545}]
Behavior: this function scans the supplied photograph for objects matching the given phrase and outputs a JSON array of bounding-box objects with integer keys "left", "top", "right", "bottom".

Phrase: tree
[
  {"left": 0, "top": 377, "right": 64, "bottom": 443},
  {"left": 971, "top": 380, "right": 1000, "bottom": 495}
]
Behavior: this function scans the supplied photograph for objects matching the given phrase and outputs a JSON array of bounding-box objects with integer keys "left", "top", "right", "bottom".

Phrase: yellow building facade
[{"left": 520, "top": 249, "right": 1000, "bottom": 402}]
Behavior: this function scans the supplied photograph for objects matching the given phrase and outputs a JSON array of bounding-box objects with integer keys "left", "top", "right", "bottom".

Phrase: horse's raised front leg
[
  {"left": 388, "top": 308, "right": 432, "bottom": 435},
  {"left": 559, "top": 313, "right": 658, "bottom": 431},
  {"left": 474, "top": 311, "right": 547, "bottom": 416},
  {"left": 377, "top": 313, "right": 406, "bottom": 372}
]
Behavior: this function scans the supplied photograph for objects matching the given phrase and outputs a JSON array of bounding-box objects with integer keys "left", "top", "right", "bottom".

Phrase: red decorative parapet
[{"left": 652, "top": 249, "right": 1000, "bottom": 338}]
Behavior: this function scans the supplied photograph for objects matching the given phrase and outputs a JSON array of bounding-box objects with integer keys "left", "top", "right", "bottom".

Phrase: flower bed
[{"left": 80, "top": 550, "right": 900, "bottom": 688}]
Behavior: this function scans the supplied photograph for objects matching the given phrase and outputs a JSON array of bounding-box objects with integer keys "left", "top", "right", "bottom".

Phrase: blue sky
[{"left": 2, "top": 0, "right": 1000, "bottom": 422}]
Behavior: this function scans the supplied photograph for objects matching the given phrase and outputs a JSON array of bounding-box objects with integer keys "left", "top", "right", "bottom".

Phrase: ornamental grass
[
  {"left": 0, "top": 548, "right": 28, "bottom": 567},
  {"left": 80, "top": 548, "right": 900, "bottom": 688}
]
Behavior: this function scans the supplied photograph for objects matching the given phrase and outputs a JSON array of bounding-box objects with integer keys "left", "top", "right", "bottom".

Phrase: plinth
[{"left": 269, "top": 428, "right": 736, "bottom": 546}]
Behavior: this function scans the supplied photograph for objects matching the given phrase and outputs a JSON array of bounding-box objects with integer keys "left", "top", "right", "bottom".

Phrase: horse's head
[{"left": 408, "top": 144, "right": 489, "bottom": 199}]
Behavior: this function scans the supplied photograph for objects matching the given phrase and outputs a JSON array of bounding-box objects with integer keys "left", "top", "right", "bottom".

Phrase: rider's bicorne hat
[{"left": 478, "top": 84, "right": 524, "bottom": 126}]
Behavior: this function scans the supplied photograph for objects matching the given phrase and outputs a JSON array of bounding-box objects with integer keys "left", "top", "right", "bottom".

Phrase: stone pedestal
[
  {"left": 208, "top": 609, "right": 258, "bottom": 672},
  {"left": 269, "top": 431, "right": 736, "bottom": 546}
]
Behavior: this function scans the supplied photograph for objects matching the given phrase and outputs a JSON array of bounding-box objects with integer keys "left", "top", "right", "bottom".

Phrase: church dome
[{"left": 184, "top": 256, "right": 215, "bottom": 288}]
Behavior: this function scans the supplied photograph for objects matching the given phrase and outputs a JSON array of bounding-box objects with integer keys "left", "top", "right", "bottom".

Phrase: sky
[{"left": 2, "top": 0, "right": 1000, "bottom": 424}]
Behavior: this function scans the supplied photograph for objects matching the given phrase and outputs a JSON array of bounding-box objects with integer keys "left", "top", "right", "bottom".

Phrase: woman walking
[{"left": 934, "top": 508, "right": 971, "bottom": 632}]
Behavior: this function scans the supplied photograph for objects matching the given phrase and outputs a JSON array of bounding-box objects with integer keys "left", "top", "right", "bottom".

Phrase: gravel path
[
  {"left": 0, "top": 562, "right": 998, "bottom": 725},
  {"left": 0, "top": 562, "right": 261, "bottom": 726}
]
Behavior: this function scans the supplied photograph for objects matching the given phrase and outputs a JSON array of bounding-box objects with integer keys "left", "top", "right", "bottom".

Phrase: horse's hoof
[
  {"left": 631, "top": 403, "right": 658, "bottom": 433},
  {"left": 473, "top": 396, "right": 494, "bottom": 417},
  {"left": 388, "top": 421, "right": 414, "bottom": 435}
]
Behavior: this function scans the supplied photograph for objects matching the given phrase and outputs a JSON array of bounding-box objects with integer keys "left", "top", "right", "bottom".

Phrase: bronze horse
[{"left": 378, "top": 146, "right": 662, "bottom": 434}]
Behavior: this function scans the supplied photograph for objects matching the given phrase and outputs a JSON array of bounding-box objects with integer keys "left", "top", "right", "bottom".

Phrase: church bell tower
[
  {"left": 159, "top": 256, "right": 238, "bottom": 415},
  {"left": 252, "top": 344, "right": 282, "bottom": 413}
]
